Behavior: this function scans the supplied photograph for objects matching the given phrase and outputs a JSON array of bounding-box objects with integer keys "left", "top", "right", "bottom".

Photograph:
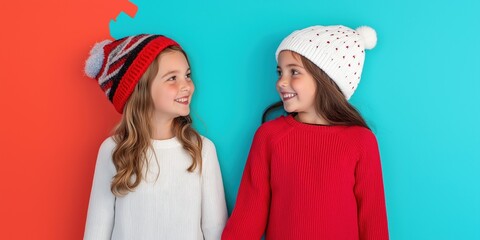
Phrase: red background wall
[{"left": 0, "top": 1, "right": 137, "bottom": 238}]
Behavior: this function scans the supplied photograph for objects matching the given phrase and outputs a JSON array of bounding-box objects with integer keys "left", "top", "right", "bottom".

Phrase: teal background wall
[{"left": 110, "top": 0, "right": 480, "bottom": 239}]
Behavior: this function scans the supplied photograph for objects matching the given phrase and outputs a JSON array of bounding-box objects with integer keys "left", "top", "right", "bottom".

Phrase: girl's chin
[
  {"left": 283, "top": 105, "right": 296, "bottom": 113},
  {"left": 178, "top": 110, "right": 190, "bottom": 117}
]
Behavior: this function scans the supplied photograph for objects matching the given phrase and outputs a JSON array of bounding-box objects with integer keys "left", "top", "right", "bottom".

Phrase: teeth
[
  {"left": 175, "top": 98, "right": 188, "bottom": 103},
  {"left": 283, "top": 93, "right": 297, "bottom": 99}
]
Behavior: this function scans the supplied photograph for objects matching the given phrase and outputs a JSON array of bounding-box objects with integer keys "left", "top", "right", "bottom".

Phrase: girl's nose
[
  {"left": 278, "top": 77, "right": 288, "bottom": 88},
  {"left": 180, "top": 80, "right": 191, "bottom": 93}
]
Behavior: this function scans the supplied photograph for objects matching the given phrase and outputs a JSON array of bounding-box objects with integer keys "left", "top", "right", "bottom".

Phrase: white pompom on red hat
[{"left": 85, "top": 40, "right": 112, "bottom": 78}]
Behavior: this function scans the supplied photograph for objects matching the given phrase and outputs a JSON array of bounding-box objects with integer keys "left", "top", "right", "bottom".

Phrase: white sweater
[{"left": 84, "top": 136, "right": 228, "bottom": 240}]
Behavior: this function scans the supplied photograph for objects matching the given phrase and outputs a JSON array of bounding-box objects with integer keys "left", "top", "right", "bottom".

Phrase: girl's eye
[
  {"left": 167, "top": 76, "right": 176, "bottom": 81},
  {"left": 186, "top": 73, "right": 192, "bottom": 80},
  {"left": 277, "top": 70, "right": 282, "bottom": 77},
  {"left": 291, "top": 69, "right": 299, "bottom": 75}
]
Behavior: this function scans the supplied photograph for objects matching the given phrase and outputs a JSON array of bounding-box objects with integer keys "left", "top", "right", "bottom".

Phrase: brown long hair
[
  {"left": 111, "top": 46, "right": 203, "bottom": 197},
  {"left": 263, "top": 51, "right": 370, "bottom": 129}
]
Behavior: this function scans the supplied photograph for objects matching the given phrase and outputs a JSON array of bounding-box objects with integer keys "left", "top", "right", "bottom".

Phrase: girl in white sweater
[{"left": 83, "top": 34, "right": 227, "bottom": 240}]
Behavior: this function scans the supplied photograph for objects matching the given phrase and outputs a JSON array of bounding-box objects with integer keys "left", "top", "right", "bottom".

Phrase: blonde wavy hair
[{"left": 110, "top": 46, "right": 202, "bottom": 196}]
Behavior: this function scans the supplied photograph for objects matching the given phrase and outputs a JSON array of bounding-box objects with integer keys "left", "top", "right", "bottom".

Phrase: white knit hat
[{"left": 275, "top": 25, "right": 377, "bottom": 100}]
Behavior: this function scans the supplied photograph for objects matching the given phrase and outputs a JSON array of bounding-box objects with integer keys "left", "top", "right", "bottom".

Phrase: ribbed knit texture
[
  {"left": 84, "top": 136, "right": 227, "bottom": 240},
  {"left": 112, "top": 36, "right": 178, "bottom": 113},
  {"left": 222, "top": 115, "right": 389, "bottom": 240}
]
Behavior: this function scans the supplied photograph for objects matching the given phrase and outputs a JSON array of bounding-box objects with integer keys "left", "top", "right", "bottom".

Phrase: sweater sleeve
[
  {"left": 222, "top": 126, "right": 271, "bottom": 240},
  {"left": 201, "top": 137, "right": 228, "bottom": 240},
  {"left": 84, "top": 138, "right": 116, "bottom": 240},
  {"left": 354, "top": 130, "right": 389, "bottom": 240}
]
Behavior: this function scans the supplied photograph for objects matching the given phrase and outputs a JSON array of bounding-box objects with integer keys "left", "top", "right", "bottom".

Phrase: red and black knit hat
[{"left": 85, "top": 34, "right": 180, "bottom": 113}]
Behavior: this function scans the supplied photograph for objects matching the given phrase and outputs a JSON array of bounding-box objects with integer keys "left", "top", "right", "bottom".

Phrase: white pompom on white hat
[
  {"left": 85, "top": 40, "right": 112, "bottom": 78},
  {"left": 355, "top": 26, "right": 377, "bottom": 50}
]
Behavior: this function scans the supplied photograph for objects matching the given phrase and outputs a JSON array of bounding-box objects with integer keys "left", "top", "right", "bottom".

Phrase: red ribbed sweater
[{"left": 222, "top": 115, "right": 389, "bottom": 240}]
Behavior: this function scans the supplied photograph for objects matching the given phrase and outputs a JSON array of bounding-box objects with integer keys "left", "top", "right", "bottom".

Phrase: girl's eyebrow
[
  {"left": 287, "top": 63, "right": 304, "bottom": 68},
  {"left": 277, "top": 64, "right": 304, "bottom": 69},
  {"left": 161, "top": 68, "right": 191, "bottom": 78},
  {"left": 161, "top": 70, "right": 180, "bottom": 78}
]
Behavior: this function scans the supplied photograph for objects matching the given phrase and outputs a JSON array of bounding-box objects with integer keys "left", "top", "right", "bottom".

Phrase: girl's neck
[
  {"left": 151, "top": 117, "right": 175, "bottom": 140},
  {"left": 295, "top": 112, "right": 330, "bottom": 125}
]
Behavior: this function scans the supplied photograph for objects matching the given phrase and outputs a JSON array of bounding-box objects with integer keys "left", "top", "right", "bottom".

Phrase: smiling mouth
[
  {"left": 174, "top": 97, "right": 189, "bottom": 105},
  {"left": 282, "top": 92, "right": 297, "bottom": 101}
]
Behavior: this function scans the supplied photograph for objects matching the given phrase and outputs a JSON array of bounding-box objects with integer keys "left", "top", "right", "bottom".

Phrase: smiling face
[
  {"left": 150, "top": 49, "right": 194, "bottom": 121},
  {"left": 276, "top": 50, "right": 317, "bottom": 116}
]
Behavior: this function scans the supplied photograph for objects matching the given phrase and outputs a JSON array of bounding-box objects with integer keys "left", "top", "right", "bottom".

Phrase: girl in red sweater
[{"left": 222, "top": 25, "right": 389, "bottom": 239}]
